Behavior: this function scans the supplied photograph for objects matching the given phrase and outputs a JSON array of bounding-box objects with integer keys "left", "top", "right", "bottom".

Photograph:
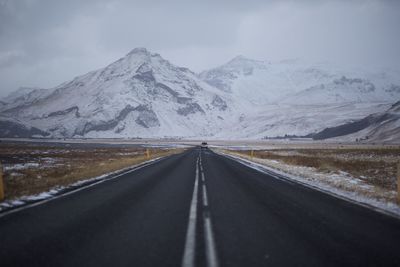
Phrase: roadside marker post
[
  {"left": 250, "top": 150, "right": 254, "bottom": 159},
  {"left": 146, "top": 149, "right": 150, "bottom": 160},
  {"left": 0, "top": 162, "right": 4, "bottom": 201}
]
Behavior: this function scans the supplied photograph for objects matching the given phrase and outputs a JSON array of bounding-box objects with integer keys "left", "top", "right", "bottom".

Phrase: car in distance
[{"left": 201, "top": 142, "right": 208, "bottom": 149}]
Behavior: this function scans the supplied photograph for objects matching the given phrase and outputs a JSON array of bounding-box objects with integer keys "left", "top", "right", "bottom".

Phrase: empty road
[{"left": 1, "top": 148, "right": 400, "bottom": 266}]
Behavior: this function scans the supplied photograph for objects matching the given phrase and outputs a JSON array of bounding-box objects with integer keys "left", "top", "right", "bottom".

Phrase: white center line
[
  {"left": 204, "top": 215, "right": 219, "bottom": 267},
  {"left": 202, "top": 184, "right": 208, "bottom": 207},
  {"left": 182, "top": 156, "right": 200, "bottom": 267},
  {"left": 182, "top": 150, "right": 219, "bottom": 267},
  {"left": 200, "top": 160, "right": 203, "bottom": 172},
  {"left": 201, "top": 164, "right": 219, "bottom": 267}
]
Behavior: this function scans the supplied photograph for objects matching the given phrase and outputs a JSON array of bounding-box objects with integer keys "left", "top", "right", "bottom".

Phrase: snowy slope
[
  {"left": 212, "top": 102, "right": 392, "bottom": 139},
  {"left": 314, "top": 101, "right": 400, "bottom": 143},
  {"left": 0, "top": 87, "right": 54, "bottom": 112},
  {"left": 282, "top": 76, "right": 400, "bottom": 104},
  {"left": 201, "top": 57, "right": 400, "bottom": 105},
  {"left": 200, "top": 58, "right": 334, "bottom": 105}
]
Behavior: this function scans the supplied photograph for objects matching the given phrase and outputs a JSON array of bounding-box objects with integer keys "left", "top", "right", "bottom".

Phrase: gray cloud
[{"left": 0, "top": 0, "right": 399, "bottom": 96}]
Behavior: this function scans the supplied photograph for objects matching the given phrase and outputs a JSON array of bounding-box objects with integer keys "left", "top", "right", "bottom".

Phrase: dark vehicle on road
[{"left": 201, "top": 142, "right": 208, "bottom": 149}]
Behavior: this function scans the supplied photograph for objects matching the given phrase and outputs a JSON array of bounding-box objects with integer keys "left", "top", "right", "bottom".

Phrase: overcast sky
[{"left": 0, "top": 0, "right": 399, "bottom": 97}]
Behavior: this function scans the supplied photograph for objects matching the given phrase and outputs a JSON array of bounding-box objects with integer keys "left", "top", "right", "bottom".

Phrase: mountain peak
[
  {"left": 226, "top": 55, "right": 268, "bottom": 67},
  {"left": 124, "top": 47, "right": 163, "bottom": 64},
  {"left": 229, "top": 55, "right": 253, "bottom": 63},
  {"left": 127, "top": 47, "right": 151, "bottom": 55}
]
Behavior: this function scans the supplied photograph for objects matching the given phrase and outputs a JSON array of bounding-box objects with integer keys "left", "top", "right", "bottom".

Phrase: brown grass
[{"left": 0, "top": 143, "right": 184, "bottom": 200}]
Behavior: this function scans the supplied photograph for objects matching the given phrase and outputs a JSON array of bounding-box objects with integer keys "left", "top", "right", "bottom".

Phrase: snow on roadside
[
  {"left": 3, "top": 157, "right": 64, "bottom": 173},
  {"left": 217, "top": 150, "right": 400, "bottom": 217},
  {"left": 4, "top": 163, "right": 40, "bottom": 171},
  {"left": 0, "top": 157, "right": 164, "bottom": 214}
]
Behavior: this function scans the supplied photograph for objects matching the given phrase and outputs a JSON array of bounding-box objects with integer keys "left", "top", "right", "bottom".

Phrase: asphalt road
[{"left": 1, "top": 147, "right": 400, "bottom": 267}]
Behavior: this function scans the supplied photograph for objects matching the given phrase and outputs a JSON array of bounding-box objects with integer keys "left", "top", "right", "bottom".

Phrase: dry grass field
[{"left": 0, "top": 142, "right": 184, "bottom": 200}]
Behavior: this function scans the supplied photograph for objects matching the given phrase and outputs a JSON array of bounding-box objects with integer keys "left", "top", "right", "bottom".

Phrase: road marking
[
  {"left": 202, "top": 184, "right": 208, "bottom": 207},
  {"left": 182, "top": 157, "right": 200, "bottom": 267},
  {"left": 204, "top": 214, "right": 219, "bottom": 267},
  {"left": 182, "top": 151, "right": 219, "bottom": 267},
  {"left": 200, "top": 167, "right": 219, "bottom": 267},
  {"left": 199, "top": 156, "right": 203, "bottom": 172}
]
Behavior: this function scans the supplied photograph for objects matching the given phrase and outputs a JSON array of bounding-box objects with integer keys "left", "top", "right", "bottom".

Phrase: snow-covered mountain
[
  {"left": 1, "top": 48, "right": 400, "bottom": 141},
  {"left": 201, "top": 57, "right": 400, "bottom": 139},
  {"left": 0, "top": 48, "right": 233, "bottom": 138}
]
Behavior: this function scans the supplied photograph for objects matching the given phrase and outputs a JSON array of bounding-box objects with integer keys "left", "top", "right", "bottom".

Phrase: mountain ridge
[{"left": 1, "top": 48, "right": 399, "bottom": 142}]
